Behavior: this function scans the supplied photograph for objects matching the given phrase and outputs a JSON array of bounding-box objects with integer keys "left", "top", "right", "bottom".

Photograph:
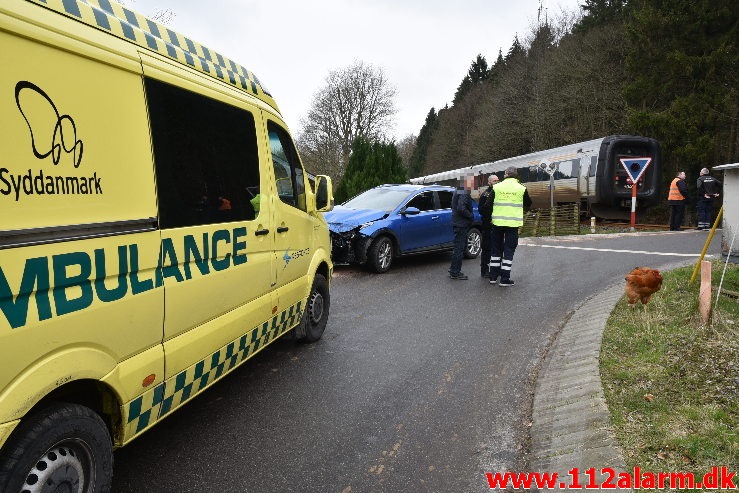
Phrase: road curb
[{"left": 529, "top": 282, "right": 631, "bottom": 491}]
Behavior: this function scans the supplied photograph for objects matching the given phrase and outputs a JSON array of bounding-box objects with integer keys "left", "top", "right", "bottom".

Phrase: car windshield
[{"left": 342, "top": 188, "right": 412, "bottom": 213}]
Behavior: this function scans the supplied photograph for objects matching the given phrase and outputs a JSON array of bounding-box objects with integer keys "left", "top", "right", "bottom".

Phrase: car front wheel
[
  {"left": 367, "top": 236, "right": 393, "bottom": 273},
  {"left": 464, "top": 227, "right": 481, "bottom": 258},
  {"left": 0, "top": 403, "right": 112, "bottom": 493}
]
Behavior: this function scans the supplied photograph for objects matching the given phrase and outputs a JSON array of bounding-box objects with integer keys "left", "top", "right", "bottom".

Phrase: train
[{"left": 409, "top": 135, "right": 662, "bottom": 219}]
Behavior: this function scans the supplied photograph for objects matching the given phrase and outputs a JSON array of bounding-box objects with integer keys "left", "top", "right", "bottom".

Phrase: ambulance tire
[
  {"left": 297, "top": 273, "right": 330, "bottom": 343},
  {"left": 0, "top": 403, "right": 112, "bottom": 493}
]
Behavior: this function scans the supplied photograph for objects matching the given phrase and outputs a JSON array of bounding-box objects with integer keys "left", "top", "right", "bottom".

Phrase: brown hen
[{"left": 624, "top": 267, "right": 663, "bottom": 305}]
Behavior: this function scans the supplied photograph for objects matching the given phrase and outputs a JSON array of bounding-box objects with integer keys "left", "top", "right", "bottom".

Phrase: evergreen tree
[
  {"left": 625, "top": 0, "right": 739, "bottom": 179},
  {"left": 408, "top": 108, "right": 438, "bottom": 178},
  {"left": 335, "top": 138, "right": 407, "bottom": 203},
  {"left": 453, "top": 54, "right": 490, "bottom": 104},
  {"left": 574, "top": 0, "right": 628, "bottom": 33},
  {"left": 505, "top": 36, "right": 526, "bottom": 64},
  {"left": 487, "top": 49, "right": 506, "bottom": 85}
]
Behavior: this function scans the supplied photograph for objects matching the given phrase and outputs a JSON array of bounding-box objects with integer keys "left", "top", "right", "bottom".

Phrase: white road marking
[{"left": 523, "top": 244, "right": 709, "bottom": 257}]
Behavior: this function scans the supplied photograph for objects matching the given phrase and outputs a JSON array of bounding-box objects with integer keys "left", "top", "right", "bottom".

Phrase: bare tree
[
  {"left": 396, "top": 134, "right": 417, "bottom": 169},
  {"left": 116, "top": 0, "right": 175, "bottom": 24},
  {"left": 297, "top": 61, "right": 397, "bottom": 180}
]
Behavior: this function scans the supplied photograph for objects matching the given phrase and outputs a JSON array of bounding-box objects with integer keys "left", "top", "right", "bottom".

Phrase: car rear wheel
[
  {"left": 367, "top": 236, "right": 393, "bottom": 273},
  {"left": 464, "top": 227, "right": 481, "bottom": 258}
]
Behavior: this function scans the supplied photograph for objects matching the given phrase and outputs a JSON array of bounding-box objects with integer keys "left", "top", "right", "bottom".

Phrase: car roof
[{"left": 371, "top": 184, "right": 455, "bottom": 192}]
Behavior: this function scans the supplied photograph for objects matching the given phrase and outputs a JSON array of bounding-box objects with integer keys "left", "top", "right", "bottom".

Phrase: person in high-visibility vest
[
  {"left": 489, "top": 167, "right": 532, "bottom": 287},
  {"left": 667, "top": 171, "right": 688, "bottom": 231}
]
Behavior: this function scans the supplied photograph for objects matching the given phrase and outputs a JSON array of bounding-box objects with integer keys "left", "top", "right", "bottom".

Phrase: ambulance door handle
[
  {"left": 255, "top": 228, "right": 270, "bottom": 236},
  {"left": 277, "top": 226, "right": 289, "bottom": 233}
]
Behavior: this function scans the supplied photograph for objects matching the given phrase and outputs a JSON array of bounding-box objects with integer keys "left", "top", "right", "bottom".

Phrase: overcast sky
[{"left": 130, "top": 0, "right": 584, "bottom": 140}]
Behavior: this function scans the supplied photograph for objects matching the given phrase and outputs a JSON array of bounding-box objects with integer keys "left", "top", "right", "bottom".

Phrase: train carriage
[{"left": 411, "top": 135, "right": 661, "bottom": 219}]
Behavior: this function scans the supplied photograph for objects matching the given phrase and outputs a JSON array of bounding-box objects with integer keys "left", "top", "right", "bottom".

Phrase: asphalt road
[{"left": 111, "top": 230, "right": 721, "bottom": 493}]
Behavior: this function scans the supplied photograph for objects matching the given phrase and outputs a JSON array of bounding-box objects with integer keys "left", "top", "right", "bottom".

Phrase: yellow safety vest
[
  {"left": 250, "top": 194, "right": 261, "bottom": 213},
  {"left": 491, "top": 178, "right": 526, "bottom": 227}
]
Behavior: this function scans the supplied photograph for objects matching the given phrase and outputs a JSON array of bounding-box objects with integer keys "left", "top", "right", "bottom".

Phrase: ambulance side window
[
  {"left": 267, "top": 122, "right": 306, "bottom": 212},
  {"left": 145, "top": 77, "right": 261, "bottom": 229}
]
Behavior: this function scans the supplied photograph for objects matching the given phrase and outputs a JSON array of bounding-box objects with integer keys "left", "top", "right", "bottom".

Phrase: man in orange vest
[{"left": 667, "top": 171, "right": 688, "bottom": 231}]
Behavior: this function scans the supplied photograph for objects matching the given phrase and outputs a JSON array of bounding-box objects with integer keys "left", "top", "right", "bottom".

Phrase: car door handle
[
  {"left": 277, "top": 226, "right": 289, "bottom": 233},
  {"left": 432, "top": 216, "right": 440, "bottom": 220},
  {"left": 255, "top": 229, "right": 270, "bottom": 236}
]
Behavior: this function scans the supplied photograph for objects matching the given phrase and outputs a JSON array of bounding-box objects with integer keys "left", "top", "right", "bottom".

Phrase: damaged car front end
[
  {"left": 324, "top": 184, "right": 481, "bottom": 273},
  {"left": 326, "top": 209, "right": 388, "bottom": 265}
]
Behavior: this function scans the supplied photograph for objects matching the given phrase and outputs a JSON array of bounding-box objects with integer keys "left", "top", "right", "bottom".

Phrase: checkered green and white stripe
[
  {"left": 124, "top": 301, "right": 303, "bottom": 440},
  {"left": 26, "top": 0, "right": 276, "bottom": 110}
]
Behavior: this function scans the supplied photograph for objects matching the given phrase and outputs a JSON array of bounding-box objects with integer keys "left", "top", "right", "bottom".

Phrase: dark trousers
[
  {"left": 480, "top": 226, "right": 492, "bottom": 274},
  {"left": 490, "top": 226, "right": 519, "bottom": 281},
  {"left": 697, "top": 198, "right": 713, "bottom": 229},
  {"left": 669, "top": 203, "right": 685, "bottom": 231},
  {"left": 449, "top": 226, "right": 469, "bottom": 275}
]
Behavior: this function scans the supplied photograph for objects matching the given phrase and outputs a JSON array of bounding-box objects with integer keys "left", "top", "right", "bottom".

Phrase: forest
[{"left": 408, "top": 0, "right": 738, "bottom": 213}]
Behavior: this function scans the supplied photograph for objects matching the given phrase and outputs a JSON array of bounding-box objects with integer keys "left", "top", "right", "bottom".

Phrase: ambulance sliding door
[{"left": 142, "top": 61, "right": 275, "bottom": 390}]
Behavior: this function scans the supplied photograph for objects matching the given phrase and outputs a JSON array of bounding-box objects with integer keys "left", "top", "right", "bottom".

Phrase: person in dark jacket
[
  {"left": 448, "top": 173, "right": 475, "bottom": 280},
  {"left": 696, "top": 167, "right": 722, "bottom": 230},
  {"left": 667, "top": 171, "right": 688, "bottom": 231},
  {"left": 476, "top": 174, "right": 499, "bottom": 276}
]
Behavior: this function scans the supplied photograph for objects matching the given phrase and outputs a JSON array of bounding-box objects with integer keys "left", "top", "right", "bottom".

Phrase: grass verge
[{"left": 600, "top": 262, "right": 738, "bottom": 486}]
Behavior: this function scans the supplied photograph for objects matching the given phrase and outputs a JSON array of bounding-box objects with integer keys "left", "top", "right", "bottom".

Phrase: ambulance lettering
[{"left": 0, "top": 227, "right": 247, "bottom": 329}]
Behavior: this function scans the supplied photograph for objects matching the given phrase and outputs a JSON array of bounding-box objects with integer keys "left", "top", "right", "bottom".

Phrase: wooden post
[
  {"left": 550, "top": 207, "right": 556, "bottom": 236},
  {"left": 699, "top": 260, "right": 712, "bottom": 323}
]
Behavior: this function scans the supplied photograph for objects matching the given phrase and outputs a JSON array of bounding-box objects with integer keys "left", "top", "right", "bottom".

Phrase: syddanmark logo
[
  {"left": 1, "top": 81, "right": 103, "bottom": 201},
  {"left": 15, "top": 81, "right": 84, "bottom": 168}
]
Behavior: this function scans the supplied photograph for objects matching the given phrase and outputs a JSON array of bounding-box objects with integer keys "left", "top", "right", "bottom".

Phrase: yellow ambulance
[{"left": 0, "top": 0, "right": 334, "bottom": 490}]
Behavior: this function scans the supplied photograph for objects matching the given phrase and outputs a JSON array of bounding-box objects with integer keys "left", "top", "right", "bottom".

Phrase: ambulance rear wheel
[
  {"left": 297, "top": 273, "right": 330, "bottom": 343},
  {"left": 0, "top": 403, "right": 112, "bottom": 493}
]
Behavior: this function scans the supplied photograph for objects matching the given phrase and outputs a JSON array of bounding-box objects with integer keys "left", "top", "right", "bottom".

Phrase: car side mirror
[
  {"left": 315, "top": 175, "right": 334, "bottom": 212},
  {"left": 401, "top": 206, "right": 421, "bottom": 215}
]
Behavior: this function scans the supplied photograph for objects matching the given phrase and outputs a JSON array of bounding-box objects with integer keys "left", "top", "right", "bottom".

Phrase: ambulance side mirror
[{"left": 315, "top": 175, "right": 333, "bottom": 212}]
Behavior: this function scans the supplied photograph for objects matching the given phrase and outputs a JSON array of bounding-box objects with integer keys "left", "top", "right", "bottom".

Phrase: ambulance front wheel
[
  {"left": 297, "top": 273, "right": 330, "bottom": 343},
  {"left": 0, "top": 403, "right": 113, "bottom": 493}
]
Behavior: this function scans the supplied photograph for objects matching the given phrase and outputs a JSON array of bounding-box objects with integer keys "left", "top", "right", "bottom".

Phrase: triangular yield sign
[{"left": 619, "top": 157, "right": 652, "bottom": 183}]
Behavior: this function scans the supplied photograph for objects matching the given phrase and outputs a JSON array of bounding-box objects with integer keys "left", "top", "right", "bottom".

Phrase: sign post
[
  {"left": 540, "top": 159, "right": 558, "bottom": 208},
  {"left": 619, "top": 157, "right": 652, "bottom": 231}
]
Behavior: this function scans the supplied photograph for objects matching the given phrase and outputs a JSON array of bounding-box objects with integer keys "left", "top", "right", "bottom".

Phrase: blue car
[{"left": 324, "top": 184, "right": 482, "bottom": 273}]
